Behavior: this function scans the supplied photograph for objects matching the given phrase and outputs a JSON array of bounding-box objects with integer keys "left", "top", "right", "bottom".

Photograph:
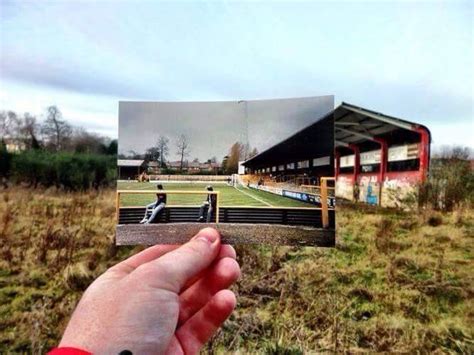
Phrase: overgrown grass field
[
  {"left": 0, "top": 187, "right": 473, "bottom": 352},
  {"left": 118, "top": 181, "right": 313, "bottom": 208}
]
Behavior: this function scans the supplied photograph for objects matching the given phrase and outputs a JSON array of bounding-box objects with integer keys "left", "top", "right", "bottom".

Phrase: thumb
[{"left": 134, "top": 227, "right": 221, "bottom": 293}]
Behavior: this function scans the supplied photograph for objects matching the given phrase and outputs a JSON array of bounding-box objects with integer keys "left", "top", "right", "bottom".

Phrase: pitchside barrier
[
  {"left": 116, "top": 181, "right": 335, "bottom": 229},
  {"left": 248, "top": 177, "right": 336, "bottom": 211},
  {"left": 249, "top": 184, "right": 336, "bottom": 208},
  {"left": 116, "top": 190, "right": 221, "bottom": 223},
  {"left": 147, "top": 175, "right": 230, "bottom": 182},
  {"left": 245, "top": 177, "right": 335, "bottom": 228},
  {"left": 118, "top": 206, "right": 335, "bottom": 229},
  {"left": 115, "top": 186, "right": 335, "bottom": 246}
]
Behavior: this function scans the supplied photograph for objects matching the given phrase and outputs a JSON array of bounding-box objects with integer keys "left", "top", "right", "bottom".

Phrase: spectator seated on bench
[
  {"left": 197, "top": 186, "right": 217, "bottom": 223},
  {"left": 140, "top": 184, "right": 167, "bottom": 224}
]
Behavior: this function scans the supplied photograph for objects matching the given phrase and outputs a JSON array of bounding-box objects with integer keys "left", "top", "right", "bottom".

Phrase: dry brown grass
[{"left": 0, "top": 187, "right": 473, "bottom": 353}]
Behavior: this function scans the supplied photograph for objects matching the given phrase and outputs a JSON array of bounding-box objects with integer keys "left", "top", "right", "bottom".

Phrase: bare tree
[
  {"left": 19, "top": 113, "right": 41, "bottom": 149},
  {"left": 41, "top": 106, "right": 72, "bottom": 151},
  {"left": 156, "top": 135, "right": 169, "bottom": 168},
  {"left": 70, "top": 127, "right": 107, "bottom": 153},
  {"left": 0, "top": 111, "right": 20, "bottom": 138},
  {"left": 144, "top": 146, "right": 160, "bottom": 163},
  {"left": 226, "top": 142, "right": 244, "bottom": 174},
  {"left": 249, "top": 147, "right": 259, "bottom": 158},
  {"left": 241, "top": 142, "right": 251, "bottom": 160},
  {"left": 435, "top": 145, "right": 472, "bottom": 161},
  {"left": 175, "top": 134, "right": 190, "bottom": 171},
  {"left": 126, "top": 150, "right": 143, "bottom": 159}
]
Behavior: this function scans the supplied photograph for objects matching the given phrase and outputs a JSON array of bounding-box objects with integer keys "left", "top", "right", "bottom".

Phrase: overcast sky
[
  {"left": 119, "top": 96, "right": 333, "bottom": 161},
  {"left": 1, "top": 1, "right": 472, "bottom": 150}
]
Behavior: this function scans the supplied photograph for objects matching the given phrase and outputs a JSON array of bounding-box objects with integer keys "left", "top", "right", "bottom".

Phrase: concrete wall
[{"left": 336, "top": 170, "right": 420, "bottom": 207}]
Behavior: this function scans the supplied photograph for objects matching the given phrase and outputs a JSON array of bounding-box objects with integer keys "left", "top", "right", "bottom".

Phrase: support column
[
  {"left": 414, "top": 126, "right": 430, "bottom": 181},
  {"left": 349, "top": 144, "right": 360, "bottom": 184},
  {"left": 348, "top": 144, "right": 360, "bottom": 202},
  {"left": 374, "top": 138, "right": 388, "bottom": 206},
  {"left": 321, "top": 177, "right": 329, "bottom": 228},
  {"left": 335, "top": 151, "right": 340, "bottom": 180}
]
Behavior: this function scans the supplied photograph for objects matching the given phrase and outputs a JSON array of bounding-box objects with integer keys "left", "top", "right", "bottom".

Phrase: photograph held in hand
[{"left": 116, "top": 96, "right": 336, "bottom": 246}]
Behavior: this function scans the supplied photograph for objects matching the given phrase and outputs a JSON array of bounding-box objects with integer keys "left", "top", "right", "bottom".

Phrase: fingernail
[{"left": 194, "top": 228, "right": 219, "bottom": 244}]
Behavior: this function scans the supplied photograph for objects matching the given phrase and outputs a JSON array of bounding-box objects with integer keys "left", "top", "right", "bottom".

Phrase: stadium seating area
[{"left": 241, "top": 174, "right": 324, "bottom": 194}]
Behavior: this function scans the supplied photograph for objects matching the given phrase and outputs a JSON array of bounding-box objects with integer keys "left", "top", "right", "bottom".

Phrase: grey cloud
[
  {"left": 118, "top": 96, "right": 334, "bottom": 162},
  {"left": 1, "top": 53, "right": 165, "bottom": 99}
]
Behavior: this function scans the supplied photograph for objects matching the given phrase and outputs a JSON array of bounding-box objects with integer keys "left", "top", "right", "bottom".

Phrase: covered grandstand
[
  {"left": 334, "top": 102, "right": 430, "bottom": 206},
  {"left": 243, "top": 111, "right": 334, "bottom": 186},
  {"left": 242, "top": 102, "right": 431, "bottom": 207}
]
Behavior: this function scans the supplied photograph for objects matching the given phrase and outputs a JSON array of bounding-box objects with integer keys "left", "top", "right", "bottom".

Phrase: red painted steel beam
[
  {"left": 373, "top": 138, "right": 387, "bottom": 184},
  {"left": 348, "top": 144, "right": 360, "bottom": 184},
  {"left": 413, "top": 126, "right": 430, "bottom": 181},
  {"left": 374, "top": 137, "right": 388, "bottom": 205}
]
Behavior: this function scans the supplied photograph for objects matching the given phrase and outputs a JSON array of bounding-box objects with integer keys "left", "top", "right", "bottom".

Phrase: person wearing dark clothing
[
  {"left": 140, "top": 184, "right": 167, "bottom": 224},
  {"left": 197, "top": 186, "right": 217, "bottom": 223}
]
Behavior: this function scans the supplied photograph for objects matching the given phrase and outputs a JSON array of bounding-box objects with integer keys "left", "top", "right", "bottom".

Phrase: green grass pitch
[{"left": 117, "top": 181, "right": 314, "bottom": 208}]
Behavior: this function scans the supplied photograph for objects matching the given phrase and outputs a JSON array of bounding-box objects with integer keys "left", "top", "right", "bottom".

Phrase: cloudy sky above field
[
  {"left": 119, "top": 96, "right": 333, "bottom": 161},
  {"left": 1, "top": 0, "right": 472, "bottom": 151}
]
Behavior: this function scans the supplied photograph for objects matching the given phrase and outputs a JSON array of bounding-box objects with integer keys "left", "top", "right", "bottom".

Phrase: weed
[
  {"left": 0, "top": 187, "right": 473, "bottom": 353},
  {"left": 63, "top": 262, "right": 94, "bottom": 292},
  {"left": 427, "top": 212, "right": 443, "bottom": 227}
]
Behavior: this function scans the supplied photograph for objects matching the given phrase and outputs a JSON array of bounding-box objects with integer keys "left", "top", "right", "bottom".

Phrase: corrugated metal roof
[
  {"left": 243, "top": 111, "right": 334, "bottom": 167},
  {"left": 117, "top": 159, "right": 144, "bottom": 167},
  {"left": 243, "top": 102, "right": 431, "bottom": 167},
  {"left": 335, "top": 102, "right": 431, "bottom": 146}
]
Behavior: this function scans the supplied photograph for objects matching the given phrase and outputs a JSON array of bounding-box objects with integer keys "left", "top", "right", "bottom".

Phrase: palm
[{"left": 59, "top": 229, "right": 240, "bottom": 354}]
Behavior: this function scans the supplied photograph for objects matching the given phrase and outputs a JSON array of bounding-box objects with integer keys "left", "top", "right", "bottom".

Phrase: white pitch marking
[{"left": 233, "top": 186, "right": 273, "bottom": 207}]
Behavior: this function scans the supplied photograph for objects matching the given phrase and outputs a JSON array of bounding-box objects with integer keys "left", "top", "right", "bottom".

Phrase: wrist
[{"left": 48, "top": 347, "right": 92, "bottom": 355}]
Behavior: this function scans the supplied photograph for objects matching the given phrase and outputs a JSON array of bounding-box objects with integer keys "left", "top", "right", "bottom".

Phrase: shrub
[
  {"left": 0, "top": 140, "right": 12, "bottom": 181},
  {"left": 10, "top": 151, "right": 116, "bottom": 190},
  {"left": 427, "top": 213, "right": 443, "bottom": 227},
  {"left": 418, "top": 152, "right": 474, "bottom": 212}
]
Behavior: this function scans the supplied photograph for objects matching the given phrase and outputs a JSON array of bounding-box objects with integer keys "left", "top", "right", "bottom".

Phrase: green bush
[
  {"left": 0, "top": 141, "right": 12, "bottom": 179},
  {"left": 10, "top": 151, "right": 116, "bottom": 190},
  {"left": 419, "top": 157, "right": 474, "bottom": 211}
]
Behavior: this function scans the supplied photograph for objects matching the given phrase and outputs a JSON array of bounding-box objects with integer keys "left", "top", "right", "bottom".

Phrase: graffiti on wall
[
  {"left": 335, "top": 175, "right": 353, "bottom": 200},
  {"left": 381, "top": 172, "right": 419, "bottom": 207},
  {"left": 336, "top": 171, "right": 420, "bottom": 207},
  {"left": 358, "top": 175, "right": 380, "bottom": 205}
]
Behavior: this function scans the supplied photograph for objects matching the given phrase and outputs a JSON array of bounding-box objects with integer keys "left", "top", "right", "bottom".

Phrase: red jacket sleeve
[{"left": 48, "top": 347, "right": 92, "bottom": 355}]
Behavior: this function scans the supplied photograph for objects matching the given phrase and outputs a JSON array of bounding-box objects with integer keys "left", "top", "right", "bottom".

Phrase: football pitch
[{"left": 117, "top": 181, "right": 314, "bottom": 208}]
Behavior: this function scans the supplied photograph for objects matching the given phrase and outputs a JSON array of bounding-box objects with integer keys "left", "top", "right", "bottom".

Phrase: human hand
[{"left": 58, "top": 228, "right": 240, "bottom": 354}]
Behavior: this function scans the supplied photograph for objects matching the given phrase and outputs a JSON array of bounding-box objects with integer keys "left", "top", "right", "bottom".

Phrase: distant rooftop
[{"left": 117, "top": 159, "right": 144, "bottom": 167}]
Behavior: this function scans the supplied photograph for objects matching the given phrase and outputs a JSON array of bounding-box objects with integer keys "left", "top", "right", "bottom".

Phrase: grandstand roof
[
  {"left": 335, "top": 102, "right": 431, "bottom": 147},
  {"left": 243, "top": 111, "right": 334, "bottom": 168},
  {"left": 243, "top": 102, "right": 431, "bottom": 169}
]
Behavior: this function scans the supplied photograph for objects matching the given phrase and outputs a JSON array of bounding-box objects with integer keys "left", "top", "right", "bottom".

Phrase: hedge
[{"left": 8, "top": 150, "right": 116, "bottom": 190}]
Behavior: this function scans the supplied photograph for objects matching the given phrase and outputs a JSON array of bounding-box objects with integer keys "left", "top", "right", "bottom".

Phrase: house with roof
[{"left": 117, "top": 159, "right": 146, "bottom": 180}]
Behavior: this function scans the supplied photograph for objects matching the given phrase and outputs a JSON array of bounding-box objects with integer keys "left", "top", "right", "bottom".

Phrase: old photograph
[{"left": 116, "top": 96, "right": 336, "bottom": 245}]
